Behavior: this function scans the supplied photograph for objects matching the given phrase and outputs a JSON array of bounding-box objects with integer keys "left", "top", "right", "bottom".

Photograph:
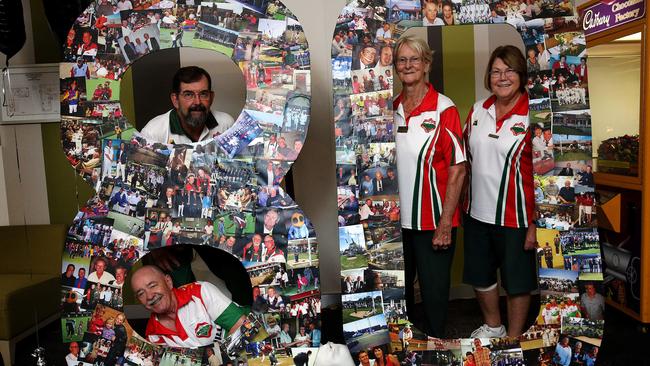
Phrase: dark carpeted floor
[{"left": 12, "top": 299, "right": 650, "bottom": 366}]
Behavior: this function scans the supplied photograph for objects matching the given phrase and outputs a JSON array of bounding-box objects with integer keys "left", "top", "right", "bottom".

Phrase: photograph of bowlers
[
  {"left": 62, "top": 311, "right": 92, "bottom": 344},
  {"left": 61, "top": 77, "right": 87, "bottom": 118}
]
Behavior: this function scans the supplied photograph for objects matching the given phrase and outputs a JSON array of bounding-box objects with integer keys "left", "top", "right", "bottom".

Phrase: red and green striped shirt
[
  {"left": 394, "top": 84, "right": 465, "bottom": 230},
  {"left": 463, "top": 93, "right": 535, "bottom": 228}
]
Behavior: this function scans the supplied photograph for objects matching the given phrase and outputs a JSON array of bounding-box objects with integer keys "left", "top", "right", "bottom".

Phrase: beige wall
[
  {"left": 280, "top": 0, "right": 346, "bottom": 294},
  {"left": 589, "top": 43, "right": 642, "bottom": 161},
  {"left": 0, "top": 0, "right": 50, "bottom": 226}
]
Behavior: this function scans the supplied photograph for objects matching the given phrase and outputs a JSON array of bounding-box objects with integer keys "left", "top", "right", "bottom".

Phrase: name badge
[
  {"left": 488, "top": 133, "right": 499, "bottom": 139},
  {"left": 397, "top": 126, "right": 408, "bottom": 133}
]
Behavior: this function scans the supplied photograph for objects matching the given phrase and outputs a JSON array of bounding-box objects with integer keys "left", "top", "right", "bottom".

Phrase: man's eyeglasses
[
  {"left": 489, "top": 68, "right": 517, "bottom": 79},
  {"left": 396, "top": 56, "right": 422, "bottom": 66},
  {"left": 178, "top": 90, "right": 212, "bottom": 101}
]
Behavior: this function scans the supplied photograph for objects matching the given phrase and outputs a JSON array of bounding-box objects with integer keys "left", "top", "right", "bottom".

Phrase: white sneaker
[{"left": 470, "top": 324, "right": 507, "bottom": 338}]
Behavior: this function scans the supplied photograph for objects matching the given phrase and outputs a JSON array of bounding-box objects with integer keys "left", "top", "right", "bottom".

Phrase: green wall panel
[{"left": 42, "top": 123, "right": 93, "bottom": 225}]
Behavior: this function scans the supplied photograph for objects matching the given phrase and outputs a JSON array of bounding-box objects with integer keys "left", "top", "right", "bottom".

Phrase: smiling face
[
  {"left": 379, "top": 46, "right": 393, "bottom": 66},
  {"left": 586, "top": 284, "right": 596, "bottom": 296},
  {"left": 443, "top": 4, "right": 453, "bottom": 19},
  {"left": 171, "top": 75, "right": 214, "bottom": 129},
  {"left": 65, "top": 264, "right": 75, "bottom": 277},
  {"left": 82, "top": 32, "right": 92, "bottom": 45},
  {"left": 360, "top": 47, "right": 377, "bottom": 66},
  {"left": 527, "top": 48, "right": 536, "bottom": 60},
  {"left": 264, "top": 210, "right": 279, "bottom": 229},
  {"left": 489, "top": 57, "right": 521, "bottom": 101},
  {"left": 131, "top": 265, "right": 176, "bottom": 315},
  {"left": 69, "top": 342, "right": 80, "bottom": 356},
  {"left": 94, "top": 259, "right": 106, "bottom": 276},
  {"left": 358, "top": 351, "right": 370, "bottom": 365},
  {"left": 263, "top": 235, "right": 275, "bottom": 251},
  {"left": 115, "top": 267, "right": 127, "bottom": 284},
  {"left": 253, "top": 234, "right": 262, "bottom": 246},
  {"left": 116, "top": 313, "right": 125, "bottom": 325},
  {"left": 396, "top": 44, "right": 429, "bottom": 87},
  {"left": 423, "top": 2, "right": 438, "bottom": 21}
]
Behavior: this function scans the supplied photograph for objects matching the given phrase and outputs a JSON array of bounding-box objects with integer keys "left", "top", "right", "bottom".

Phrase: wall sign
[{"left": 581, "top": 0, "right": 646, "bottom": 36}]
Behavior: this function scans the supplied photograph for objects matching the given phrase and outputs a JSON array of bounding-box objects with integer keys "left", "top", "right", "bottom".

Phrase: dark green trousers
[{"left": 402, "top": 228, "right": 456, "bottom": 338}]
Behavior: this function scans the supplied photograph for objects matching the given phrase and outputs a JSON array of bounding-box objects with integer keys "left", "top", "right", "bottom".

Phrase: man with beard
[{"left": 141, "top": 66, "right": 234, "bottom": 144}]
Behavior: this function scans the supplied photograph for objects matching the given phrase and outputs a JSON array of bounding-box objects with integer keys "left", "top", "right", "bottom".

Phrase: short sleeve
[
  {"left": 440, "top": 106, "right": 465, "bottom": 166},
  {"left": 200, "top": 281, "right": 246, "bottom": 333},
  {"left": 462, "top": 106, "right": 474, "bottom": 157}
]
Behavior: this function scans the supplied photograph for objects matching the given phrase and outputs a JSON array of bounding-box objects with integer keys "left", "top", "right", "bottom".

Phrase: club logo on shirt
[
  {"left": 195, "top": 322, "right": 213, "bottom": 338},
  {"left": 510, "top": 122, "right": 527, "bottom": 136},
  {"left": 420, "top": 118, "right": 437, "bottom": 133}
]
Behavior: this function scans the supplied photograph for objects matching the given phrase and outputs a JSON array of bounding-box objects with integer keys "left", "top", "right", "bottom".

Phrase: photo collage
[
  {"left": 59, "top": 0, "right": 317, "bottom": 365},
  {"left": 331, "top": 1, "right": 603, "bottom": 365}
]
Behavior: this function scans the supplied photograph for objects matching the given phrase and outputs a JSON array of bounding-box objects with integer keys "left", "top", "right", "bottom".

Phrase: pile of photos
[
  {"left": 332, "top": 0, "right": 604, "bottom": 365},
  {"left": 59, "top": 0, "right": 319, "bottom": 365}
]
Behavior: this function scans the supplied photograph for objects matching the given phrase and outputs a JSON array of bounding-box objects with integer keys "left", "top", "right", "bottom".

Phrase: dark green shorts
[{"left": 462, "top": 215, "right": 538, "bottom": 295}]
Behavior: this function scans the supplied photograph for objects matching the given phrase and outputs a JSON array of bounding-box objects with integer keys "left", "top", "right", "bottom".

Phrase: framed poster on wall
[{"left": 0, "top": 63, "right": 60, "bottom": 124}]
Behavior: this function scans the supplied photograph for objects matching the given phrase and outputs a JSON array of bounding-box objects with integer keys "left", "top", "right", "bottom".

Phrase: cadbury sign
[{"left": 581, "top": 0, "right": 645, "bottom": 36}]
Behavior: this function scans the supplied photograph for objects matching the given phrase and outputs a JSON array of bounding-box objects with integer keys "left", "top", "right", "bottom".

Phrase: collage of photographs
[
  {"left": 59, "top": 0, "right": 319, "bottom": 365},
  {"left": 331, "top": 0, "right": 603, "bottom": 365}
]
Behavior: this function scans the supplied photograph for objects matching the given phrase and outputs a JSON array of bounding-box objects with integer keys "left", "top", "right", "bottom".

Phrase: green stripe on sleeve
[{"left": 215, "top": 303, "right": 248, "bottom": 333}]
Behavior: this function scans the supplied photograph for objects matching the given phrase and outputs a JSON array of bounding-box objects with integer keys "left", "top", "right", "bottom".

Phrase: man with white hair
[{"left": 131, "top": 265, "right": 247, "bottom": 347}]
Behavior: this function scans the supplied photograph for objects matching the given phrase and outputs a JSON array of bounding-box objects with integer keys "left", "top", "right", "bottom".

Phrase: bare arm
[
  {"left": 524, "top": 223, "right": 537, "bottom": 250},
  {"left": 228, "top": 315, "right": 247, "bottom": 335},
  {"left": 432, "top": 163, "right": 466, "bottom": 249}
]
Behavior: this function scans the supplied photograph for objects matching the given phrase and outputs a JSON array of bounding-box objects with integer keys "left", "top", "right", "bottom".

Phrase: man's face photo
[
  {"left": 131, "top": 266, "right": 175, "bottom": 314},
  {"left": 358, "top": 351, "right": 370, "bottom": 365},
  {"left": 424, "top": 2, "right": 438, "bottom": 21},
  {"left": 361, "top": 47, "right": 376, "bottom": 65},
  {"left": 264, "top": 236, "right": 275, "bottom": 250},
  {"left": 82, "top": 31, "right": 92, "bottom": 45},
  {"left": 171, "top": 75, "right": 214, "bottom": 128},
  {"left": 69, "top": 341, "right": 80, "bottom": 356},
  {"left": 264, "top": 210, "right": 279, "bottom": 228},
  {"left": 115, "top": 267, "right": 127, "bottom": 284},
  {"left": 94, "top": 259, "right": 106, "bottom": 275},
  {"left": 253, "top": 234, "right": 262, "bottom": 246}
]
